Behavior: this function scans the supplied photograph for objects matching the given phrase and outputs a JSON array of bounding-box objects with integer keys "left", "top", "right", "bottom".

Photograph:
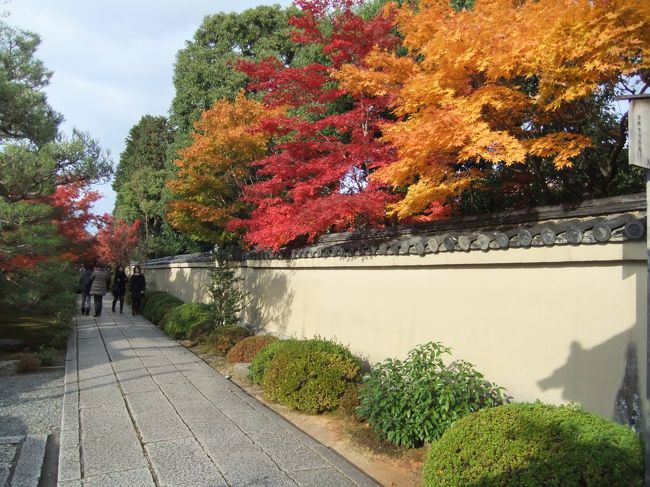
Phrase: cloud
[{"left": 5, "top": 0, "right": 291, "bottom": 218}]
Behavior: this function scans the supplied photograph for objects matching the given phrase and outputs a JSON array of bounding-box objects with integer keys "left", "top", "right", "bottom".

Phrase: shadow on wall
[
  {"left": 241, "top": 265, "right": 294, "bottom": 337},
  {"left": 165, "top": 267, "right": 211, "bottom": 304},
  {"left": 538, "top": 334, "right": 642, "bottom": 431},
  {"left": 537, "top": 262, "right": 645, "bottom": 431}
]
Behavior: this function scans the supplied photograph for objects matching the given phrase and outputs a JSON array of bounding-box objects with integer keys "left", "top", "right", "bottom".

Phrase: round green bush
[
  {"left": 142, "top": 292, "right": 184, "bottom": 325},
  {"left": 208, "top": 325, "right": 251, "bottom": 355},
  {"left": 248, "top": 339, "right": 297, "bottom": 385},
  {"left": 248, "top": 337, "right": 357, "bottom": 385},
  {"left": 226, "top": 335, "right": 278, "bottom": 363},
  {"left": 423, "top": 403, "right": 644, "bottom": 487},
  {"left": 162, "top": 303, "right": 211, "bottom": 339},
  {"left": 261, "top": 338, "right": 361, "bottom": 413},
  {"left": 141, "top": 291, "right": 171, "bottom": 321},
  {"left": 357, "top": 341, "right": 504, "bottom": 447},
  {"left": 141, "top": 290, "right": 166, "bottom": 308}
]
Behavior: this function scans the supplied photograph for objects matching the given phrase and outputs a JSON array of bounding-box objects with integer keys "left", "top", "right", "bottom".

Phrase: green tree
[
  {"left": 0, "top": 19, "right": 111, "bottom": 316},
  {"left": 170, "top": 5, "right": 297, "bottom": 135},
  {"left": 112, "top": 115, "right": 173, "bottom": 192},
  {"left": 113, "top": 115, "right": 203, "bottom": 258},
  {"left": 0, "top": 21, "right": 61, "bottom": 145},
  {"left": 208, "top": 247, "right": 246, "bottom": 328}
]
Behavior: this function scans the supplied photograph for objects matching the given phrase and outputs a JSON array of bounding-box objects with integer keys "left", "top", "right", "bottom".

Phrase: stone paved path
[{"left": 59, "top": 296, "right": 378, "bottom": 486}]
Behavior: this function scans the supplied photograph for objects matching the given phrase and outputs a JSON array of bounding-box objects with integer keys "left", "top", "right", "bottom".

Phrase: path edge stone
[
  {"left": 11, "top": 434, "right": 47, "bottom": 487},
  {"left": 58, "top": 321, "right": 81, "bottom": 484}
]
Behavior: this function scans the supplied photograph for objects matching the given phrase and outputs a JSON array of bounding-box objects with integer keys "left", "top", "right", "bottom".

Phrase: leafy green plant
[
  {"left": 37, "top": 346, "right": 57, "bottom": 366},
  {"left": 261, "top": 338, "right": 362, "bottom": 413},
  {"left": 423, "top": 403, "right": 644, "bottom": 486},
  {"left": 162, "top": 303, "right": 211, "bottom": 339},
  {"left": 207, "top": 325, "right": 251, "bottom": 355},
  {"left": 358, "top": 341, "right": 504, "bottom": 447},
  {"left": 226, "top": 335, "right": 278, "bottom": 363}
]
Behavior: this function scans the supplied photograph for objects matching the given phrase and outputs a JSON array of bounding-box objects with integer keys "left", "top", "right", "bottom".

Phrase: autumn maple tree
[
  {"left": 95, "top": 216, "right": 141, "bottom": 267},
  {"left": 167, "top": 93, "right": 270, "bottom": 243},
  {"left": 338, "top": 0, "right": 650, "bottom": 219},
  {"left": 228, "top": 0, "right": 401, "bottom": 250}
]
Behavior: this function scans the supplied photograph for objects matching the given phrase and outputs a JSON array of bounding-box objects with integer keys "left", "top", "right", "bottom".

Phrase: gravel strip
[{"left": 0, "top": 369, "right": 64, "bottom": 436}]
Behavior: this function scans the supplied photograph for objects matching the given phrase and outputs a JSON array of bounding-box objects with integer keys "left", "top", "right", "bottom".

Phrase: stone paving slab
[
  {"left": 80, "top": 407, "right": 148, "bottom": 477},
  {"left": 83, "top": 467, "right": 155, "bottom": 487},
  {"left": 145, "top": 437, "right": 226, "bottom": 486},
  {"left": 59, "top": 296, "right": 380, "bottom": 487},
  {"left": 133, "top": 410, "right": 192, "bottom": 444}
]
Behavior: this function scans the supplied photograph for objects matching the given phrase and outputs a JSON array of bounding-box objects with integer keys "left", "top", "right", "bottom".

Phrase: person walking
[
  {"left": 129, "top": 265, "right": 146, "bottom": 316},
  {"left": 111, "top": 265, "right": 128, "bottom": 313},
  {"left": 89, "top": 264, "right": 111, "bottom": 317},
  {"left": 78, "top": 264, "right": 94, "bottom": 316}
]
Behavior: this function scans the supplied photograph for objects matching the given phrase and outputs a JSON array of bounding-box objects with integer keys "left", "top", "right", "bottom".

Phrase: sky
[{"left": 5, "top": 0, "right": 291, "bottom": 217}]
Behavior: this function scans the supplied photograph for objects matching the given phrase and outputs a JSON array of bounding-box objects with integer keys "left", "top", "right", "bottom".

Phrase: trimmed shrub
[
  {"left": 358, "top": 341, "right": 504, "bottom": 447},
  {"left": 261, "top": 338, "right": 361, "bottom": 413},
  {"left": 338, "top": 383, "right": 361, "bottom": 418},
  {"left": 423, "top": 403, "right": 644, "bottom": 487},
  {"left": 208, "top": 325, "right": 251, "bottom": 355},
  {"left": 248, "top": 339, "right": 297, "bottom": 385},
  {"left": 226, "top": 335, "right": 278, "bottom": 363},
  {"left": 16, "top": 353, "right": 41, "bottom": 373},
  {"left": 248, "top": 337, "right": 352, "bottom": 385},
  {"left": 142, "top": 292, "right": 184, "bottom": 326},
  {"left": 162, "top": 303, "right": 211, "bottom": 339},
  {"left": 140, "top": 291, "right": 167, "bottom": 320}
]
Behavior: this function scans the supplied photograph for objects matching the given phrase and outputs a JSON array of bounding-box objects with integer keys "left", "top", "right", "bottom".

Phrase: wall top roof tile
[
  {"left": 242, "top": 193, "right": 646, "bottom": 260},
  {"left": 143, "top": 193, "right": 646, "bottom": 265}
]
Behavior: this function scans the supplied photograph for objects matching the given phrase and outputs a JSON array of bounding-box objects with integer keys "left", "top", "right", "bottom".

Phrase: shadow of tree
[
  {"left": 239, "top": 263, "right": 293, "bottom": 337},
  {"left": 537, "top": 261, "right": 645, "bottom": 431}
]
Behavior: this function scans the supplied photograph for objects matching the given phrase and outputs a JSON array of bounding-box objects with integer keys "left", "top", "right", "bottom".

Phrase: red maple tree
[
  {"left": 95, "top": 216, "right": 141, "bottom": 266},
  {"left": 50, "top": 183, "right": 102, "bottom": 263},
  {"left": 230, "top": 0, "right": 400, "bottom": 250}
]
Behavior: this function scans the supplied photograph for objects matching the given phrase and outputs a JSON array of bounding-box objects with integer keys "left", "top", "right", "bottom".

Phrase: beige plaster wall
[{"left": 143, "top": 241, "right": 646, "bottom": 423}]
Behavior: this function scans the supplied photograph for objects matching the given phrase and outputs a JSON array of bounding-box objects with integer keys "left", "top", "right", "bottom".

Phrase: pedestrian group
[{"left": 78, "top": 263, "right": 146, "bottom": 317}]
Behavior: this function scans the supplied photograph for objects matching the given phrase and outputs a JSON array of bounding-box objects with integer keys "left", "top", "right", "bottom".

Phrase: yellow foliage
[{"left": 337, "top": 0, "right": 650, "bottom": 219}]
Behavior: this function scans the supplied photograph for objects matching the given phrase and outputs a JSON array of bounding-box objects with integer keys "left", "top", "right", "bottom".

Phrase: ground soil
[{"left": 186, "top": 343, "right": 425, "bottom": 487}]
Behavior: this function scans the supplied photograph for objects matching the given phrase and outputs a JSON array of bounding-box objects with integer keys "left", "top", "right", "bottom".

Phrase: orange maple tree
[
  {"left": 166, "top": 93, "right": 270, "bottom": 243},
  {"left": 337, "top": 0, "right": 650, "bottom": 220}
]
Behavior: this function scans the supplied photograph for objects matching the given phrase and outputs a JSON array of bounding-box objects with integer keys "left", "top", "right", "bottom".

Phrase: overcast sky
[{"left": 5, "top": 0, "right": 291, "bottom": 216}]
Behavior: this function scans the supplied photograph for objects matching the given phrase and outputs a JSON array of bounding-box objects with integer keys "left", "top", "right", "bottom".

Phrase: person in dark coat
[
  {"left": 89, "top": 264, "right": 111, "bottom": 317},
  {"left": 129, "top": 265, "right": 146, "bottom": 316},
  {"left": 78, "top": 264, "right": 94, "bottom": 316},
  {"left": 111, "top": 265, "right": 128, "bottom": 313}
]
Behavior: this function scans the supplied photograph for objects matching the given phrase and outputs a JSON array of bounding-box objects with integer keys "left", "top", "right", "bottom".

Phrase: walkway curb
[
  {"left": 58, "top": 321, "right": 81, "bottom": 486},
  {"left": 11, "top": 434, "right": 47, "bottom": 487}
]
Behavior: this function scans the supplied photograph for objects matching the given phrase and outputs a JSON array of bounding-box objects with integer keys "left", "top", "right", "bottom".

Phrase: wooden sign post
[{"left": 619, "top": 94, "right": 650, "bottom": 485}]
